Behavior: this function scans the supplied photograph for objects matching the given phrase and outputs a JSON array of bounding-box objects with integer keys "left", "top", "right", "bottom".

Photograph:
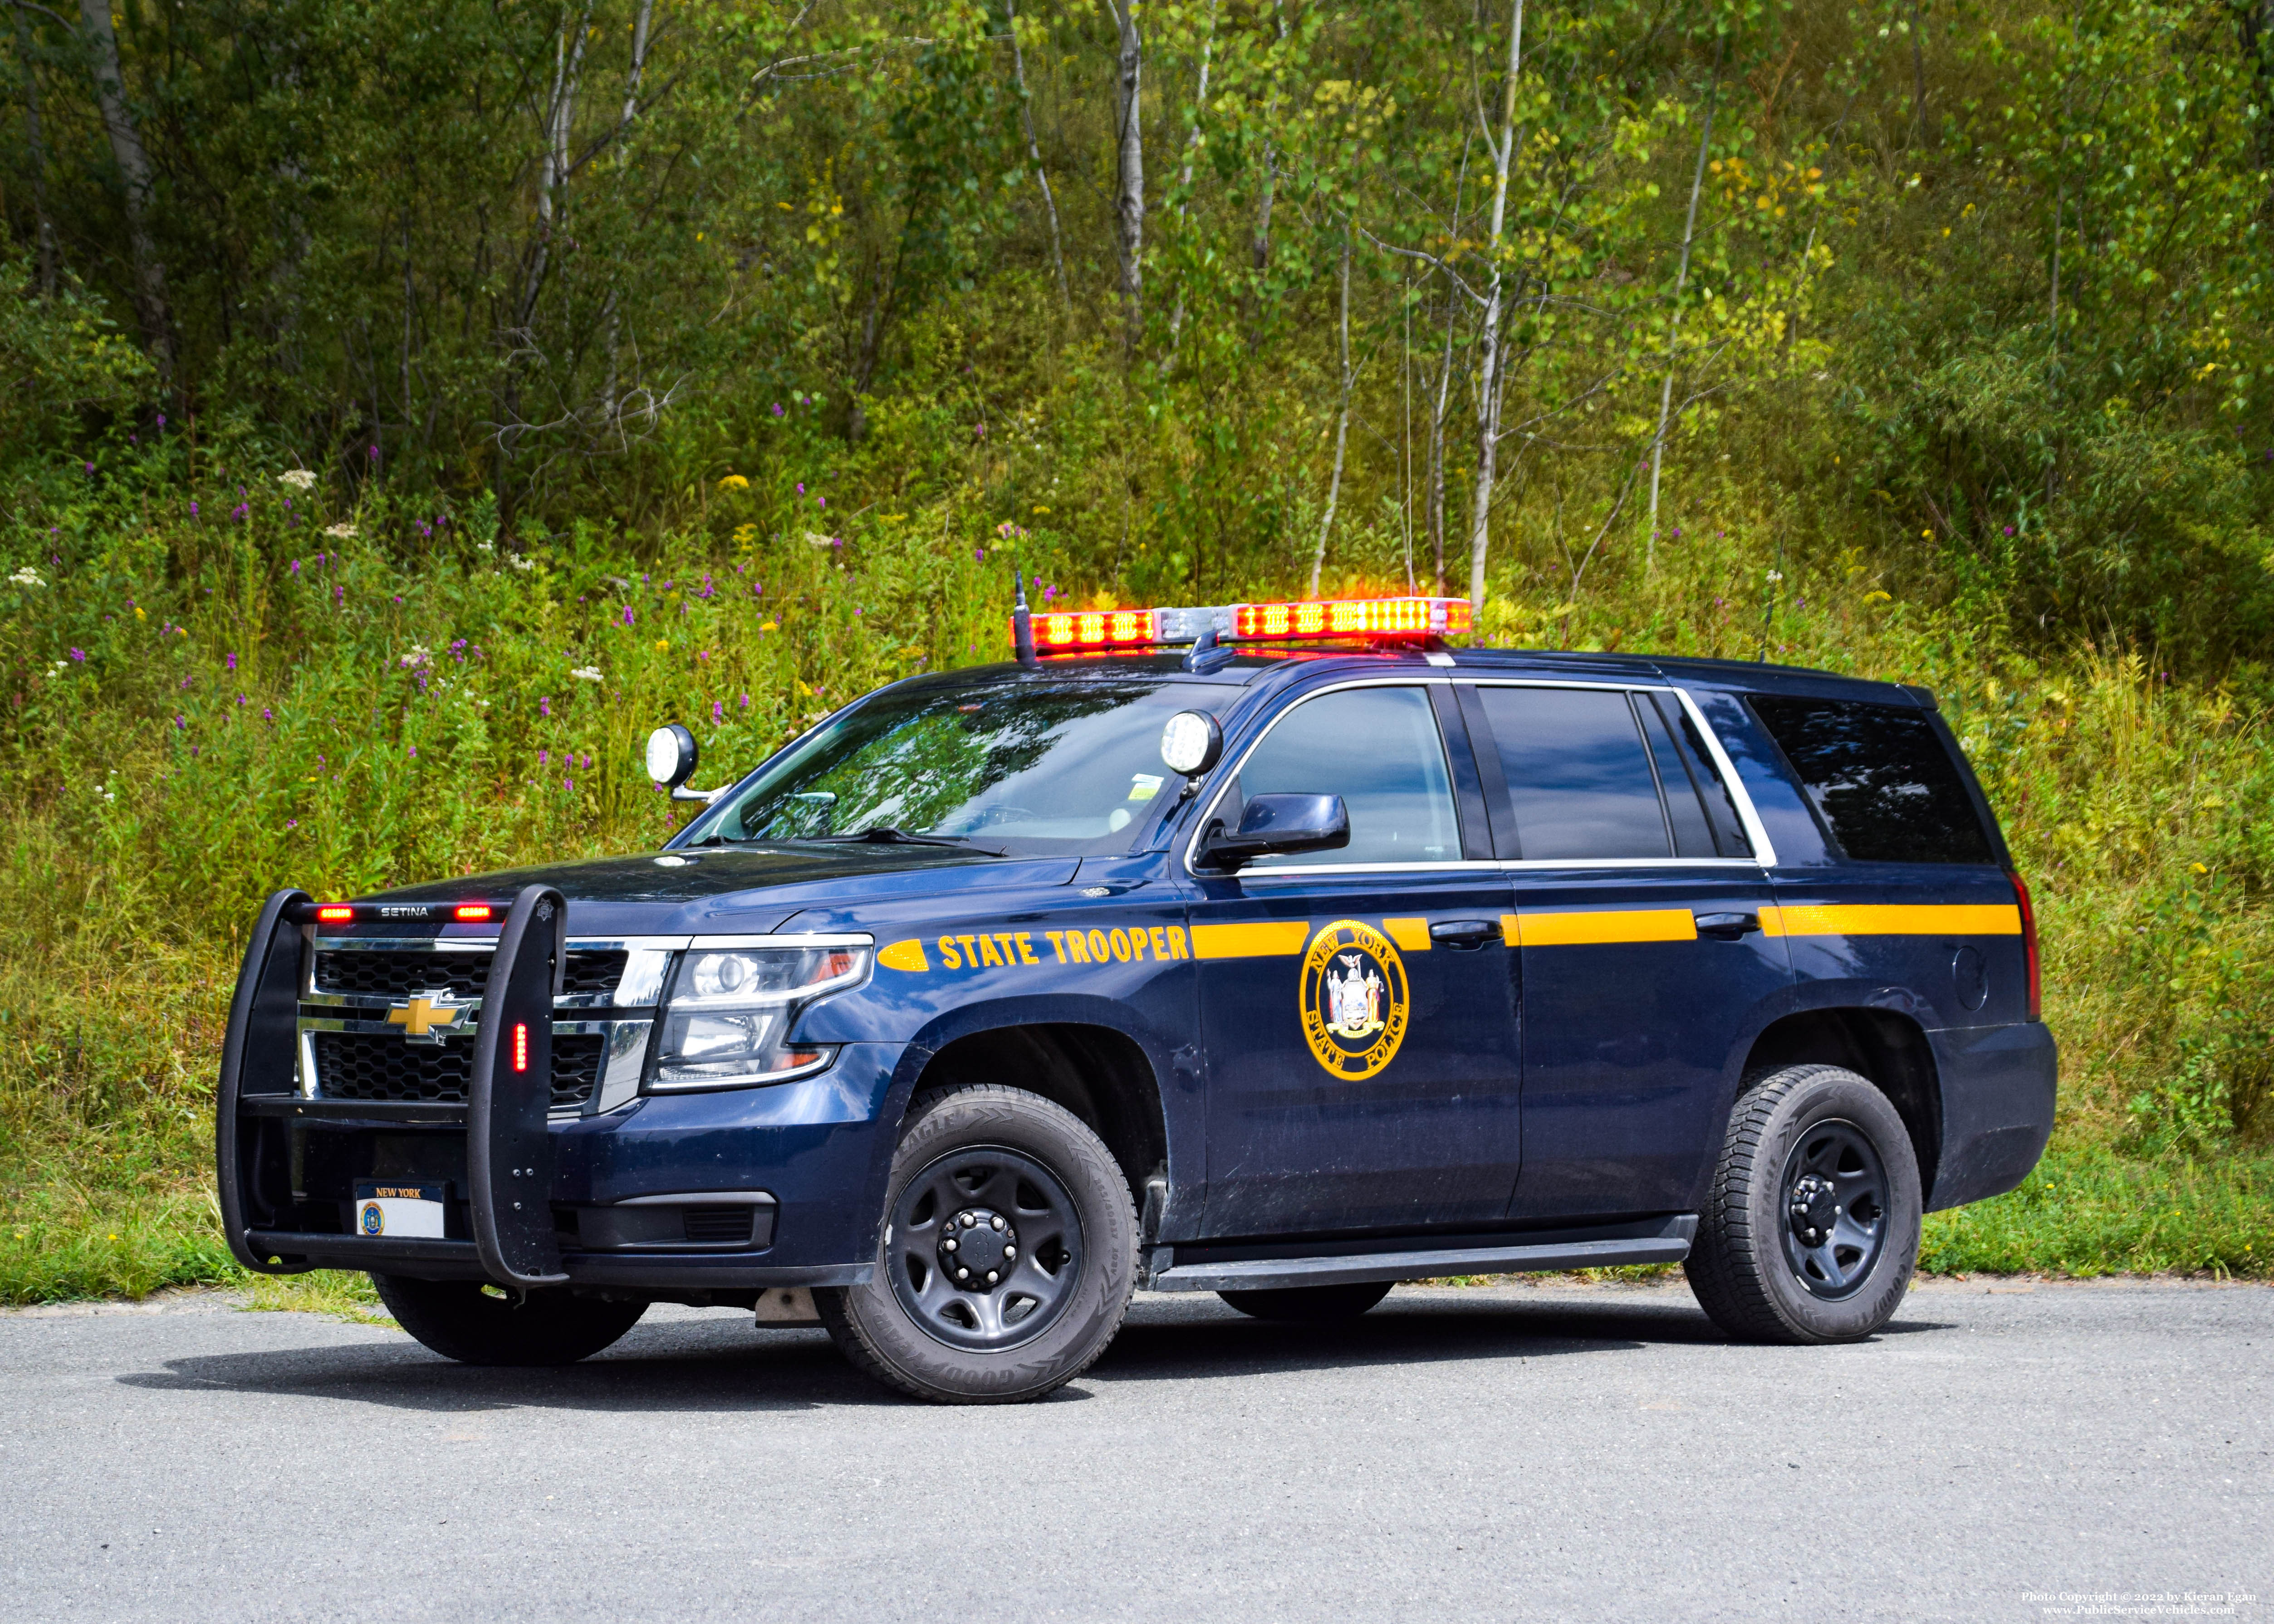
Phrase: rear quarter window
[{"left": 1746, "top": 695, "right": 1995, "bottom": 864}]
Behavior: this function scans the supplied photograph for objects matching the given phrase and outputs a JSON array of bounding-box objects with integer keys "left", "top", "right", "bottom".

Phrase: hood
[{"left": 369, "top": 843, "right": 1076, "bottom": 936}]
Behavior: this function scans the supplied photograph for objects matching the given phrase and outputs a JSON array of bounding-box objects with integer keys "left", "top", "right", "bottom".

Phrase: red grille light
[
  {"left": 1014, "top": 594, "right": 1472, "bottom": 653},
  {"left": 452, "top": 904, "right": 494, "bottom": 923},
  {"left": 513, "top": 1022, "right": 530, "bottom": 1073},
  {"left": 315, "top": 905, "right": 354, "bottom": 923}
]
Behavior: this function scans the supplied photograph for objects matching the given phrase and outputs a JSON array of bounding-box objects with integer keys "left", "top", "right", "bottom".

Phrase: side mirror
[
  {"left": 1199, "top": 792, "right": 1350, "bottom": 872},
  {"left": 645, "top": 723, "right": 699, "bottom": 789}
]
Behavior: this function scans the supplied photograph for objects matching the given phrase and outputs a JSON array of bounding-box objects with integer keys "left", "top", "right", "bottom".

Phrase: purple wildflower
[
  {"left": 712, "top": 700, "right": 724, "bottom": 723},
  {"left": 772, "top": 402, "right": 784, "bottom": 416},
  {"left": 740, "top": 694, "right": 750, "bottom": 710},
  {"left": 540, "top": 696, "right": 552, "bottom": 717},
  {"left": 173, "top": 715, "right": 185, "bottom": 729},
  {"left": 227, "top": 653, "right": 237, "bottom": 671},
  {"left": 69, "top": 648, "right": 86, "bottom": 662},
  {"left": 540, "top": 749, "right": 549, "bottom": 767}
]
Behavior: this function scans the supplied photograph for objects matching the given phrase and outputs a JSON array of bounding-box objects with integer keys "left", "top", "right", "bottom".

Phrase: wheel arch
[
  {"left": 890, "top": 998, "right": 1174, "bottom": 1216},
  {"left": 1737, "top": 1006, "right": 1945, "bottom": 1204}
]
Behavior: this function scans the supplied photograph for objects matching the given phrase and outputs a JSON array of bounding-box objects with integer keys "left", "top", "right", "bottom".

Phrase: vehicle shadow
[
  {"left": 110, "top": 1291, "right": 1956, "bottom": 1414},
  {"left": 114, "top": 1320, "right": 881, "bottom": 1416}
]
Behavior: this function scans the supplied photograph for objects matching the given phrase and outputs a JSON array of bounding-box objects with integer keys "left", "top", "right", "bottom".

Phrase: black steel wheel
[
  {"left": 1778, "top": 1119, "right": 1890, "bottom": 1299},
  {"left": 816, "top": 1084, "right": 1136, "bottom": 1403},
  {"left": 371, "top": 1273, "right": 646, "bottom": 1365},
  {"left": 1218, "top": 1281, "right": 1392, "bottom": 1323},
  {"left": 886, "top": 1146, "right": 1084, "bottom": 1351},
  {"left": 1685, "top": 1063, "right": 1921, "bottom": 1345}
]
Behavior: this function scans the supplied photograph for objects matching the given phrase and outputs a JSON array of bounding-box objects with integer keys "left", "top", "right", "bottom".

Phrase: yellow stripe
[
  {"left": 1189, "top": 921, "right": 1313, "bottom": 959},
  {"left": 1761, "top": 903, "right": 2020, "bottom": 938},
  {"left": 1380, "top": 917, "right": 1432, "bottom": 952},
  {"left": 1499, "top": 909, "right": 1700, "bottom": 947},
  {"left": 877, "top": 938, "right": 929, "bottom": 973}
]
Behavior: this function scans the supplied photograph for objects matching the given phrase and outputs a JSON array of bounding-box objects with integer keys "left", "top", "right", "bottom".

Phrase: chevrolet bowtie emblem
[{"left": 386, "top": 993, "right": 463, "bottom": 1041}]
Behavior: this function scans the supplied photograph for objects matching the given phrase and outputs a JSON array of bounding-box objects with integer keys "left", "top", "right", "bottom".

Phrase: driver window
[{"left": 1228, "top": 685, "right": 1460, "bottom": 868}]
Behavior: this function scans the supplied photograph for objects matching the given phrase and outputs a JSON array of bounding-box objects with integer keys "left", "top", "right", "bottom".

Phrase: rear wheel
[
  {"left": 1218, "top": 1281, "right": 1392, "bottom": 1322},
  {"left": 371, "top": 1274, "right": 647, "bottom": 1365},
  {"left": 1685, "top": 1063, "right": 1921, "bottom": 1345},
  {"left": 816, "top": 1084, "right": 1136, "bottom": 1404}
]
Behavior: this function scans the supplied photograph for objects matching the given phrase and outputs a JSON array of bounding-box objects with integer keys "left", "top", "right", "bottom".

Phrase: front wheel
[
  {"left": 1685, "top": 1063, "right": 1922, "bottom": 1345},
  {"left": 816, "top": 1084, "right": 1137, "bottom": 1404},
  {"left": 371, "top": 1274, "right": 647, "bottom": 1365}
]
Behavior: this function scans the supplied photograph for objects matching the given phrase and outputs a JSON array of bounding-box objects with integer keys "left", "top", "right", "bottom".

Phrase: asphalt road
[{"left": 1, "top": 1279, "right": 2268, "bottom": 1624}]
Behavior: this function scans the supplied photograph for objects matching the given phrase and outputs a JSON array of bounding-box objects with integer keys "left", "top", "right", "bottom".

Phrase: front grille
[
  {"left": 314, "top": 949, "right": 629, "bottom": 1003},
  {"left": 312, "top": 1031, "right": 607, "bottom": 1111},
  {"left": 682, "top": 1207, "right": 757, "bottom": 1244}
]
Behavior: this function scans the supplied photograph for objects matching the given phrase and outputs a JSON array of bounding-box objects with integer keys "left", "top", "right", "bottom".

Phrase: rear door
[
  {"left": 1459, "top": 681, "right": 1794, "bottom": 1222},
  {"left": 1188, "top": 680, "right": 1524, "bottom": 1238}
]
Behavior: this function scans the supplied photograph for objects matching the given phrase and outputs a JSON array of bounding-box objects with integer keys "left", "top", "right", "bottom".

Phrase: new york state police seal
[{"left": 1298, "top": 920, "right": 1410, "bottom": 1079}]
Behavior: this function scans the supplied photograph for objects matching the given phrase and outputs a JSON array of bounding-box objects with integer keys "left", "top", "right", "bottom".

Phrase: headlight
[{"left": 647, "top": 944, "right": 871, "bottom": 1092}]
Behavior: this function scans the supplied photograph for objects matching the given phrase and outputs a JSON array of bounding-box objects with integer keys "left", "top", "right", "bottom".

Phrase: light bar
[{"left": 1013, "top": 595, "right": 1471, "bottom": 653}]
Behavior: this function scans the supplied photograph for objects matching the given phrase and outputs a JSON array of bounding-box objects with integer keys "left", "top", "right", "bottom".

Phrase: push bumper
[{"left": 216, "top": 887, "right": 888, "bottom": 1292}]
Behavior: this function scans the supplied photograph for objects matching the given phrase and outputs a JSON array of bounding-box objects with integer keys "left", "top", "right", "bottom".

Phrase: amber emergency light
[{"left": 1014, "top": 594, "right": 1473, "bottom": 654}]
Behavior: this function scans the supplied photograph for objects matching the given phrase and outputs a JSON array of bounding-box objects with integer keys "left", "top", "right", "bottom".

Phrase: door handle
[
  {"left": 1430, "top": 919, "right": 1500, "bottom": 950},
  {"left": 1694, "top": 910, "right": 1761, "bottom": 939}
]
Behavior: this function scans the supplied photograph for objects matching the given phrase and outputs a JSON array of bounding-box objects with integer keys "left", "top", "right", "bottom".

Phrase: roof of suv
[{"left": 988, "top": 646, "right": 1929, "bottom": 707}]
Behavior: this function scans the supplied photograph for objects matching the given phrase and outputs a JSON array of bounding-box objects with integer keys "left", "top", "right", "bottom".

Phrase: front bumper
[{"left": 217, "top": 888, "right": 894, "bottom": 1293}]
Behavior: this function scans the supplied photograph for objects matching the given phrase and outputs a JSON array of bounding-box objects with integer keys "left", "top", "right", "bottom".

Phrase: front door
[
  {"left": 1190, "top": 682, "right": 1523, "bottom": 1238},
  {"left": 1458, "top": 681, "right": 1794, "bottom": 1222}
]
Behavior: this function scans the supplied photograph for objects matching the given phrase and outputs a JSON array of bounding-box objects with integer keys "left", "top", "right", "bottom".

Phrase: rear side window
[
  {"left": 1748, "top": 695, "right": 1994, "bottom": 864},
  {"left": 1474, "top": 687, "right": 1671, "bottom": 860},
  {"left": 1639, "top": 693, "right": 1754, "bottom": 859}
]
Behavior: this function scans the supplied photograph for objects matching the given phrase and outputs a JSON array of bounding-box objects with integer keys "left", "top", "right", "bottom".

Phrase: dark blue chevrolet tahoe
[{"left": 216, "top": 593, "right": 2056, "bottom": 1403}]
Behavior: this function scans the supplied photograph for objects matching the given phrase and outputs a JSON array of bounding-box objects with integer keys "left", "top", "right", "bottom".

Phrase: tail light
[{"left": 2008, "top": 870, "right": 2041, "bottom": 1020}]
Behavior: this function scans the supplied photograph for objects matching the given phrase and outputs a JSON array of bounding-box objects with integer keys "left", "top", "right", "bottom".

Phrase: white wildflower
[
  {"left": 400, "top": 643, "right": 432, "bottom": 669},
  {"left": 278, "top": 469, "right": 318, "bottom": 491},
  {"left": 508, "top": 554, "right": 535, "bottom": 572},
  {"left": 1765, "top": 569, "right": 1785, "bottom": 582},
  {"left": 9, "top": 567, "right": 44, "bottom": 588},
  {"left": 324, "top": 522, "right": 358, "bottom": 539},
  {"left": 476, "top": 537, "right": 495, "bottom": 553},
  {"left": 570, "top": 665, "right": 605, "bottom": 683}
]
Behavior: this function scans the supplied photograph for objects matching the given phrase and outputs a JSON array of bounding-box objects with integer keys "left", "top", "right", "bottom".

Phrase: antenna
[{"left": 1012, "top": 569, "right": 1038, "bottom": 668}]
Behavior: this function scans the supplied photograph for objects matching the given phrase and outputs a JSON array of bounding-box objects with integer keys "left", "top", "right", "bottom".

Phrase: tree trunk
[
  {"left": 1103, "top": 0, "right": 1145, "bottom": 355},
  {"left": 1645, "top": 54, "right": 1718, "bottom": 570},
  {"left": 1165, "top": 0, "right": 1219, "bottom": 362},
  {"left": 1425, "top": 274, "right": 1457, "bottom": 595},
  {"left": 12, "top": 6, "right": 57, "bottom": 295},
  {"left": 1005, "top": 0, "right": 1071, "bottom": 317},
  {"left": 78, "top": 0, "right": 172, "bottom": 382},
  {"left": 1307, "top": 225, "right": 1354, "bottom": 597},
  {"left": 602, "top": 0, "right": 655, "bottom": 431},
  {"left": 1465, "top": 0, "right": 1524, "bottom": 611}
]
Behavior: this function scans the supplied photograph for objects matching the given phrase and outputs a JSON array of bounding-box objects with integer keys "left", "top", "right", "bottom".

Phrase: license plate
[{"left": 353, "top": 1180, "right": 448, "bottom": 1240}]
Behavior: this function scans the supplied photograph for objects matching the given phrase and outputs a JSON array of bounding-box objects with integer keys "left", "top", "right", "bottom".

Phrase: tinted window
[
  {"left": 1639, "top": 693, "right": 1754, "bottom": 858},
  {"left": 1226, "top": 686, "right": 1460, "bottom": 868},
  {"left": 1477, "top": 687, "right": 1669, "bottom": 860},
  {"left": 1748, "top": 695, "right": 1994, "bottom": 864}
]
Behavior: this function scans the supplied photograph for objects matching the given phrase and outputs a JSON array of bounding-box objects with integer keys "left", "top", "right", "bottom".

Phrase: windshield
[{"left": 682, "top": 676, "right": 1238, "bottom": 856}]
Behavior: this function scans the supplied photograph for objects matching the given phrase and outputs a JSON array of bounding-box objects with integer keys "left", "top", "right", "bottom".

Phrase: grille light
[
  {"left": 315, "top": 905, "right": 354, "bottom": 922},
  {"left": 1012, "top": 594, "right": 1471, "bottom": 653},
  {"left": 452, "top": 904, "right": 493, "bottom": 922}
]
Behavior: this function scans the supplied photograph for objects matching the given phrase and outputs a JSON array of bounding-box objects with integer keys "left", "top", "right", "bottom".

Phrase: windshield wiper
[{"left": 809, "top": 827, "right": 1004, "bottom": 854}]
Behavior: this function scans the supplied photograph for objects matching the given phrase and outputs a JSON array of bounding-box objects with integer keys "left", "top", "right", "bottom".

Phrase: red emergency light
[
  {"left": 451, "top": 904, "right": 494, "bottom": 923},
  {"left": 1014, "top": 595, "right": 1471, "bottom": 654},
  {"left": 315, "top": 905, "right": 355, "bottom": 923}
]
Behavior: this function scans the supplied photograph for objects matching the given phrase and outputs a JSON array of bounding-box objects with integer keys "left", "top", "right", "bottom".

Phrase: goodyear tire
[
  {"left": 371, "top": 1273, "right": 646, "bottom": 1365},
  {"left": 816, "top": 1084, "right": 1136, "bottom": 1404},
  {"left": 1685, "top": 1064, "right": 1922, "bottom": 1345},
  {"left": 1218, "top": 1282, "right": 1392, "bottom": 1322}
]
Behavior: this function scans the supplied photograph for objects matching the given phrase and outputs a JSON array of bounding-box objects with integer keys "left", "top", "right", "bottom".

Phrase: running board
[{"left": 1146, "top": 1216, "right": 1696, "bottom": 1293}]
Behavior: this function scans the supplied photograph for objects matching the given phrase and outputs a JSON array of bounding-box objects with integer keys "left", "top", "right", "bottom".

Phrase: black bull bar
[{"left": 216, "top": 883, "right": 574, "bottom": 1291}]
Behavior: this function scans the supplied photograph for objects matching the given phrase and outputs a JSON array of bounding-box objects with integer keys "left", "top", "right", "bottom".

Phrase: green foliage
[{"left": 4, "top": 0, "right": 2273, "bottom": 1296}]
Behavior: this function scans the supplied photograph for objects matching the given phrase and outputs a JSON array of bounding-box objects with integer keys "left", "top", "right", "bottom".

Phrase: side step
[{"left": 1146, "top": 1215, "right": 1696, "bottom": 1294}]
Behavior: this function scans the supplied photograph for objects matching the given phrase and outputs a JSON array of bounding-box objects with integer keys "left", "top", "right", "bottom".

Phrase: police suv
[{"left": 216, "top": 591, "right": 2056, "bottom": 1403}]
